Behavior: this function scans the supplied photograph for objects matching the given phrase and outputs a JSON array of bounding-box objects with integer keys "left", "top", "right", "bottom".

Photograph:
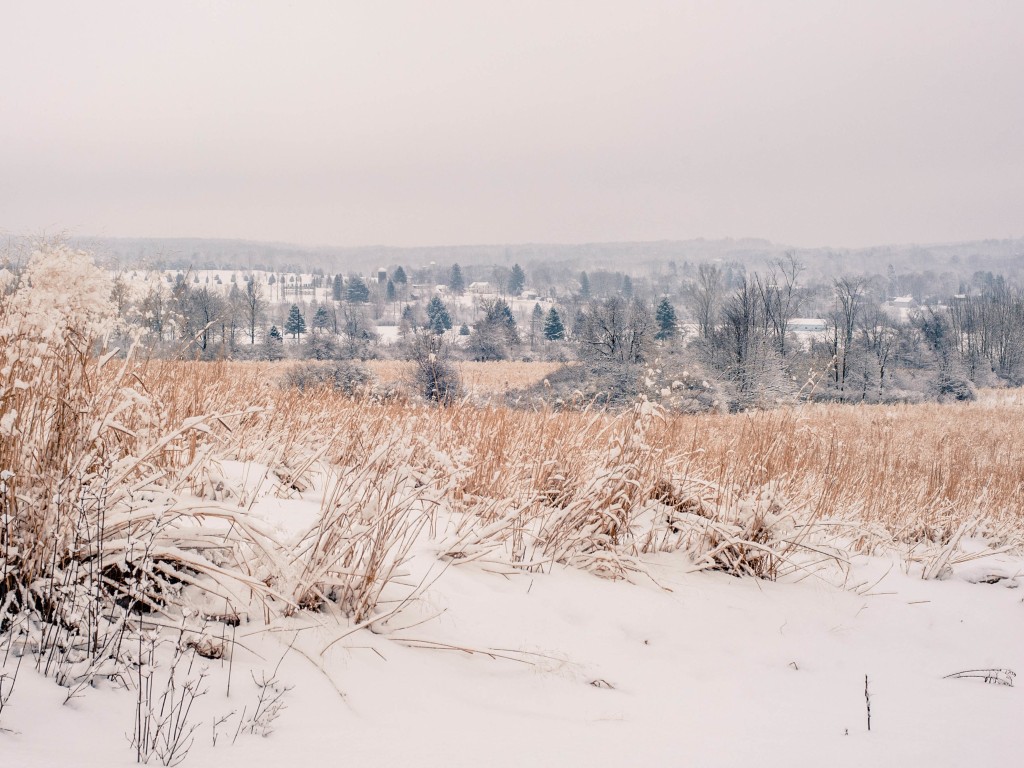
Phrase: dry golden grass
[
  {"left": 7, "top": 324, "right": 1024, "bottom": 638},
  {"left": 4, "top": 333, "right": 1023, "bottom": 713},
  {"left": 139, "top": 361, "right": 1024, "bottom": 565},
  {"left": 364, "top": 359, "right": 562, "bottom": 394},
  {"left": 180, "top": 359, "right": 560, "bottom": 398}
]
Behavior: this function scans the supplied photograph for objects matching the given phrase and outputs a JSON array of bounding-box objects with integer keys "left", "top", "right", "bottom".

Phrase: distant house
[
  {"left": 469, "top": 281, "right": 493, "bottom": 294},
  {"left": 884, "top": 295, "right": 918, "bottom": 322},
  {"left": 790, "top": 318, "right": 828, "bottom": 333}
]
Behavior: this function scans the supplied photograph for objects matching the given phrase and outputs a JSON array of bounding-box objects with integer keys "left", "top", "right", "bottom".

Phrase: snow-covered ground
[{"left": 4, "top": 465, "right": 1022, "bottom": 768}]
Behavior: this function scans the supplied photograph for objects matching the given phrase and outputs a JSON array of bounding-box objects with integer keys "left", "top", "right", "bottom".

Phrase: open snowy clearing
[{"left": 4, "top": 469, "right": 1021, "bottom": 768}]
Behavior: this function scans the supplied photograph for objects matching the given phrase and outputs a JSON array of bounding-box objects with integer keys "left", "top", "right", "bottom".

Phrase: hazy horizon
[
  {"left": 60, "top": 232, "right": 1023, "bottom": 256},
  {"left": 3, "top": 1, "right": 1023, "bottom": 250}
]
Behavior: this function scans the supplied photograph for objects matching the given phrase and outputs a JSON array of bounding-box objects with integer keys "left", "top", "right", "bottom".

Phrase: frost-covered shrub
[
  {"left": 516, "top": 355, "right": 724, "bottom": 413},
  {"left": 519, "top": 361, "right": 641, "bottom": 409},
  {"left": 302, "top": 331, "right": 339, "bottom": 360},
  {"left": 3, "top": 243, "right": 117, "bottom": 342},
  {"left": 402, "top": 330, "right": 460, "bottom": 405},
  {"left": 281, "top": 360, "right": 373, "bottom": 396},
  {"left": 933, "top": 369, "right": 977, "bottom": 402}
]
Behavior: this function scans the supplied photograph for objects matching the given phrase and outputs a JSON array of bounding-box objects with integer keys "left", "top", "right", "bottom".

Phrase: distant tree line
[{"left": 97, "top": 251, "right": 1024, "bottom": 410}]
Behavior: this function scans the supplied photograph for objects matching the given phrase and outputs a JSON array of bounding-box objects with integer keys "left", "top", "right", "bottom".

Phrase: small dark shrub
[
  {"left": 414, "top": 355, "right": 460, "bottom": 404},
  {"left": 934, "top": 370, "right": 977, "bottom": 402},
  {"left": 281, "top": 361, "right": 373, "bottom": 396}
]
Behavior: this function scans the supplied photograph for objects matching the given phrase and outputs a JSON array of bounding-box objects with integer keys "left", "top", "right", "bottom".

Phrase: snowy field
[
  {"left": 3, "top": 464, "right": 1022, "bottom": 768},
  {"left": 4, "top": 248, "right": 1023, "bottom": 768}
]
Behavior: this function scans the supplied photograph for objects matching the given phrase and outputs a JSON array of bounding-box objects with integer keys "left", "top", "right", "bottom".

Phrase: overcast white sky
[{"left": 2, "top": 1, "right": 1022, "bottom": 249}]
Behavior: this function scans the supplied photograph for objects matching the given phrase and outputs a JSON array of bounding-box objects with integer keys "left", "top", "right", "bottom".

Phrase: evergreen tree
[
  {"left": 544, "top": 307, "right": 566, "bottom": 341},
  {"left": 346, "top": 275, "right": 370, "bottom": 303},
  {"left": 399, "top": 304, "right": 417, "bottom": 336},
  {"left": 304, "top": 330, "right": 339, "bottom": 360},
  {"left": 655, "top": 298, "right": 679, "bottom": 340},
  {"left": 489, "top": 298, "right": 518, "bottom": 341},
  {"left": 484, "top": 298, "right": 518, "bottom": 343},
  {"left": 332, "top": 274, "right": 343, "bottom": 301},
  {"left": 621, "top": 275, "right": 633, "bottom": 298},
  {"left": 385, "top": 278, "right": 396, "bottom": 303},
  {"left": 393, "top": 265, "right": 407, "bottom": 285},
  {"left": 284, "top": 304, "right": 306, "bottom": 339},
  {"left": 468, "top": 298, "right": 519, "bottom": 360},
  {"left": 263, "top": 324, "right": 285, "bottom": 360},
  {"left": 509, "top": 263, "right": 527, "bottom": 296},
  {"left": 426, "top": 295, "right": 453, "bottom": 335},
  {"left": 459, "top": 323, "right": 470, "bottom": 336},
  {"left": 449, "top": 263, "right": 465, "bottom": 295},
  {"left": 579, "top": 271, "right": 591, "bottom": 298},
  {"left": 530, "top": 302, "right": 544, "bottom": 348},
  {"left": 572, "top": 308, "right": 587, "bottom": 338},
  {"left": 312, "top": 304, "right": 332, "bottom": 333}
]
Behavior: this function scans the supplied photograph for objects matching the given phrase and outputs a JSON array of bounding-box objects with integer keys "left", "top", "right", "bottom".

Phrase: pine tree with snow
[
  {"left": 426, "top": 295, "right": 453, "bottom": 335},
  {"left": 284, "top": 304, "right": 306, "bottom": 339},
  {"left": 509, "top": 264, "right": 526, "bottom": 296},
  {"left": 346, "top": 275, "right": 370, "bottom": 303},
  {"left": 579, "top": 271, "right": 591, "bottom": 299},
  {"left": 399, "top": 303, "right": 417, "bottom": 336},
  {"left": 312, "top": 304, "right": 332, "bottom": 333},
  {"left": 449, "top": 263, "right": 465, "bottom": 295},
  {"left": 530, "top": 302, "right": 544, "bottom": 348},
  {"left": 544, "top": 307, "right": 565, "bottom": 341},
  {"left": 263, "top": 324, "right": 285, "bottom": 359},
  {"left": 655, "top": 297, "right": 678, "bottom": 340}
]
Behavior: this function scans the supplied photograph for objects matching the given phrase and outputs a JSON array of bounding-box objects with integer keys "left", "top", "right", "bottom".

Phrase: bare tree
[
  {"left": 758, "top": 253, "right": 804, "bottom": 357},
  {"left": 825, "top": 277, "right": 866, "bottom": 400},
  {"left": 184, "top": 286, "right": 225, "bottom": 353},
  {"left": 339, "top": 303, "right": 377, "bottom": 359},
  {"left": 694, "top": 263, "right": 722, "bottom": 341},
  {"left": 858, "top": 301, "right": 899, "bottom": 398},
  {"left": 242, "top": 277, "right": 266, "bottom": 345},
  {"left": 577, "top": 296, "right": 653, "bottom": 365},
  {"left": 140, "top": 281, "right": 169, "bottom": 342}
]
